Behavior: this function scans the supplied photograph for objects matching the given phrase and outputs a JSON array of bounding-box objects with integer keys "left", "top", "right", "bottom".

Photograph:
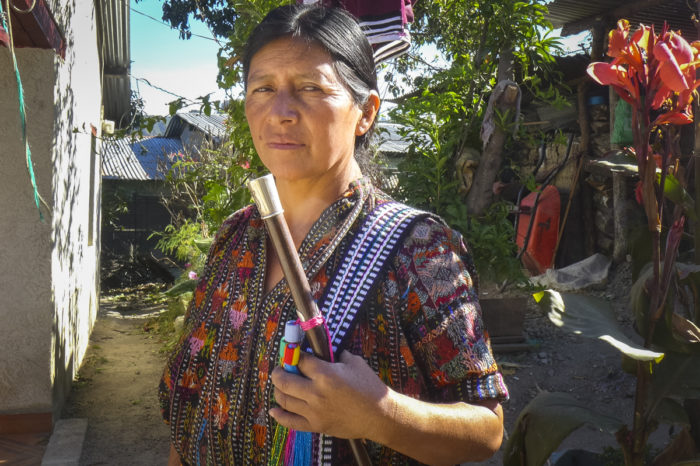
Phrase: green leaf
[
  {"left": 650, "top": 352, "right": 700, "bottom": 402},
  {"left": 503, "top": 391, "right": 625, "bottom": 466},
  {"left": 533, "top": 290, "right": 664, "bottom": 362},
  {"left": 194, "top": 237, "right": 213, "bottom": 254},
  {"left": 654, "top": 398, "right": 690, "bottom": 426},
  {"left": 630, "top": 263, "right": 700, "bottom": 353},
  {"left": 658, "top": 173, "right": 698, "bottom": 221},
  {"left": 164, "top": 280, "right": 197, "bottom": 297}
]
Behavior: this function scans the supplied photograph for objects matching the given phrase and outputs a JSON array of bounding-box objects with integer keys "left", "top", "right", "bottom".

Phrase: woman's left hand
[{"left": 269, "top": 350, "right": 392, "bottom": 440}]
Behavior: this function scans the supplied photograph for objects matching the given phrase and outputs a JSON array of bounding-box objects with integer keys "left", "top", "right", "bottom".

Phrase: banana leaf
[
  {"left": 653, "top": 398, "right": 690, "bottom": 427},
  {"left": 534, "top": 290, "right": 664, "bottom": 362},
  {"left": 630, "top": 263, "right": 700, "bottom": 353},
  {"left": 658, "top": 173, "right": 698, "bottom": 222},
  {"left": 503, "top": 391, "right": 625, "bottom": 466},
  {"left": 649, "top": 352, "right": 700, "bottom": 404}
]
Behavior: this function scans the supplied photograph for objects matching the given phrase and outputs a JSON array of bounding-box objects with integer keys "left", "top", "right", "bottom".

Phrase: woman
[{"left": 160, "top": 5, "right": 508, "bottom": 465}]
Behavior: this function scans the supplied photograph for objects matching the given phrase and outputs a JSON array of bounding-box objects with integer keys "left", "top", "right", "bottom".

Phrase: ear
[{"left": 355, "top": 91, "right": 381, "bottom": 136}]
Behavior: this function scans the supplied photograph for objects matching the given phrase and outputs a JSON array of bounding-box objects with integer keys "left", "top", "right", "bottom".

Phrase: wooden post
[
  {"left": 612, "top": 172, "right": 628, "bottom": 262},
  {"left": 590, "top": 20, "right": 606, "bottom": 61},
  {"left": 577, "top": 81, "right": 596, "bottom": 255}
]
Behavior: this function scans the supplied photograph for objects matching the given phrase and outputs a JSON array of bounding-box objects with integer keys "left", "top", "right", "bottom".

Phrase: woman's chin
[{"left": 266, "top": 167, "right": 319, "bottom": 183}]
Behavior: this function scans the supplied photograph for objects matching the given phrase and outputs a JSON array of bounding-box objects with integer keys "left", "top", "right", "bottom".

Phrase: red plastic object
[{"left": 516, "top": 185, "right": 561, "bottom": 275}]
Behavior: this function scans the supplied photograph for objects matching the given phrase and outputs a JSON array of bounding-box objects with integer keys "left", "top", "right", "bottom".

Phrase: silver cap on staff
[{"left": 247, "top": 174, "right": 284, "bottom": 219}]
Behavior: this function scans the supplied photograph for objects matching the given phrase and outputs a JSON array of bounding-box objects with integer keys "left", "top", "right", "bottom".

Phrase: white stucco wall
[
  {"left": 49, "top": 0, "right": 102, "bottom": 417},
  {"left": 0, "top": 48, "right": 55, "bottom": 414},
  {"left": 0, "top": 0, "right": 102, "bottom": 417}
]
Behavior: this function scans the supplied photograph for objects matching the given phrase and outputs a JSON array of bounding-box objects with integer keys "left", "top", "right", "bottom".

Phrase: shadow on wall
[{"left": 49, "top": 0, "right": 100, "bottom": 420}]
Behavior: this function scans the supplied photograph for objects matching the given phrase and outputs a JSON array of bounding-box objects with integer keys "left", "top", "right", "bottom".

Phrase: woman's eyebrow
[
  {"left": 247, "top": 69, "right": 332, "bottom": 84},
  {"left": 246, "top": 72, "right": 272, "bottom": 84}
]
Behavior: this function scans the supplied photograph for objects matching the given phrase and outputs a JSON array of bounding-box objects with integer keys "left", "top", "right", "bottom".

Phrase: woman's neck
[{"left": 275, "top": 162, "right": 362, "bottom": 247}]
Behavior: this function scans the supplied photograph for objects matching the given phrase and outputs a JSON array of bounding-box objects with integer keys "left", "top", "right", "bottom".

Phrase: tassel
[
  {"left": 283, "top": 429, "right": 296, "bottom": 465},
  {"left": 271, "top": 425, "right": 313, "bottom": 466},
  {"left": 291, "top": 430, "right": 312, "bottom": 466},
  {"left": 269, "top": 423, "right": 287, "bottom": 466}
]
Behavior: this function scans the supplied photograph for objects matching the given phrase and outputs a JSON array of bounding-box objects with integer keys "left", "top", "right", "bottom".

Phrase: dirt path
[
  {"left": 62, "top": 263, "right": 666, "bottom": 466},
  {"left": 62, "top": 300, "right": 170, "bottom": 466}
]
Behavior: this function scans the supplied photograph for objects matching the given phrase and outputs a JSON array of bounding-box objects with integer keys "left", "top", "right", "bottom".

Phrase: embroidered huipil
[{"left": 159, "top": 179, "right": 509, "bottom": 465}]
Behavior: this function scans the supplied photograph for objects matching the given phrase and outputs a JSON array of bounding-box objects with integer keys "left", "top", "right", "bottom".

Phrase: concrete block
[{"left": 41, "top": 418, "right": 87, "bottom": 466}]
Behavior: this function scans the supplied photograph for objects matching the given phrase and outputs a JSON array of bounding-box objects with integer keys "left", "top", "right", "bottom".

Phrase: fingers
[
  {"left": 270, "top": 364, "right": 313, "bottom": 398},
  {"left": 269, "top": 406, "right": 312, "bottom": 432},
  {"left": 273, "top": 385, "right": 309, "bottom": 415}
]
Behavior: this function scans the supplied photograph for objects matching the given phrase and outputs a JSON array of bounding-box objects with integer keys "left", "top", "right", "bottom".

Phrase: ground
[
  {"left": 62, "top": 287, "right": 171, "bottom": 466},
  {"left": 62, "top": 262, "right": 662, "bottom": 465}
]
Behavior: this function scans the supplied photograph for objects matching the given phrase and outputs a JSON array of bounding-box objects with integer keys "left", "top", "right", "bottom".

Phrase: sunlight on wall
[{"left": 49, "top": 0, "right": 103, "bottom": 418}]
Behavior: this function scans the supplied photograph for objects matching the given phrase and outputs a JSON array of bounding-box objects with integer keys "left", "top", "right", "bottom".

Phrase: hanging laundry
[{"left": 300, "top": 0, "right": 414, "bottom": 64}]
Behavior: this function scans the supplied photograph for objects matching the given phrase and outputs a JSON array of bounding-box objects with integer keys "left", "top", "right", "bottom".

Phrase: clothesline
[{"left": 1, "top": 0, "right": 45, "bottom": 220}]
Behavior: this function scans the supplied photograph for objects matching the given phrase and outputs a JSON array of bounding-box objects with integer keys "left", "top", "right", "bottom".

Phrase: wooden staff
[{"left": 247, "top": 174, "right": 371, "bottom": 466}]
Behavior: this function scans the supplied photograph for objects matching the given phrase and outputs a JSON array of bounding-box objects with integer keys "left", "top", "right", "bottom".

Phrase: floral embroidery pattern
[{"left": 159, "top": 179, "right": 508, "bottom": 465}]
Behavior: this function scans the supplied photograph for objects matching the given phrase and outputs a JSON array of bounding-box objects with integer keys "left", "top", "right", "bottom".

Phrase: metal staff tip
[{"left": 247, "top": 174, "right": 284, "bottom": 219}]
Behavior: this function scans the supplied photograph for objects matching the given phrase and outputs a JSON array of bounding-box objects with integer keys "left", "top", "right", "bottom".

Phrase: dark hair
[{"left": 242, "top": 4, "right": 379, "bottom": 159}]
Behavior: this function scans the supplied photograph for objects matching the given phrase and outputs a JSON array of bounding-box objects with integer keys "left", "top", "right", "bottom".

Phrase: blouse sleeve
[{"left": 393, "top": 216, "right": 509, "bottom": 403}]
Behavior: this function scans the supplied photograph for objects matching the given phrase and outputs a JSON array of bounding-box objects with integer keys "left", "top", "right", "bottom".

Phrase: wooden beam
[
  {"left": 1, "top": 0, "right": 65, "bottom": 58},
  {"left": 562, "top": 0, "right": 667, "bottom": 36},
  {"left": 0, "top": 412, "right": 52, "bottom": 435}
]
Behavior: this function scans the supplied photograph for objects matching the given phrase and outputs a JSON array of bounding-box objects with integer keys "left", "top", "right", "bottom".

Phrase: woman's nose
[{"left": 269, "top": 90, "right": 299, "bottom": 124}]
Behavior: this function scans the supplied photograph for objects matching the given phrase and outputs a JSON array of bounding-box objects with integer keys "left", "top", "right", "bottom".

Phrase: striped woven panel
[{"left": 317, "top": 201, "right": 425, "bottom": 465}]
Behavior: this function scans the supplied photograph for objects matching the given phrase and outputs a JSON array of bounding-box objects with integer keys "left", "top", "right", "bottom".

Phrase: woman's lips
[{"left": 267, "top": 141, "right": 305, "bottom": 150}]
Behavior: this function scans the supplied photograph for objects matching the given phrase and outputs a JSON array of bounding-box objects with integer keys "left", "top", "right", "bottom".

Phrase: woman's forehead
[{"left": 247, "top": 37, "right": 337, "bottom": 81}]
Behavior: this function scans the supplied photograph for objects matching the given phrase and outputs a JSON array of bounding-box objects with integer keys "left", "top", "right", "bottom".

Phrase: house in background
[
  {"left": 164, "top": 111, "right": 227, "bottom": 153},
  {"left": 0, "top": 0, "right": 129, "bottom": 435},
  {"left": 101, "top": 112, "right": 227, "bottom": 266},
  {"left": 101, "top": 136, "right": 183, "bottom": 259}
]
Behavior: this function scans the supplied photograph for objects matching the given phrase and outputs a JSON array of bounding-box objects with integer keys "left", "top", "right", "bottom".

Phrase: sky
[
  {"left": 129, "top": 1, "right": 590, "bottom": 117},
  {"left": 130, "top": 0, "right": 228, "bottom": 116}
]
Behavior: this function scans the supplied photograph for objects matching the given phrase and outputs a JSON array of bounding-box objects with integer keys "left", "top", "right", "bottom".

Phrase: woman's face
[{"left": 245, "top": 37, "right": 368, "bottom": 184}]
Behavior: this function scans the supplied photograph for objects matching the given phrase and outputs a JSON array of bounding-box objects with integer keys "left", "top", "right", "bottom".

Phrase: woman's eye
[
  {"left": 300, "top": 85, "right": 321, "bottom": 92},
  {"left": 252, "top": 86, "right": 272, "bottom": 93}
]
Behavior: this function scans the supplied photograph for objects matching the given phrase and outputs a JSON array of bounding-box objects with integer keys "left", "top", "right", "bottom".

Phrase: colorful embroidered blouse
[{"left": 159, "top": 179, "right": 509, "bottom": 465}]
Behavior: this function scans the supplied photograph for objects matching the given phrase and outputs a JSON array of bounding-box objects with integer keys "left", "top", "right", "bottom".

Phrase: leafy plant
[
  {"left": 150, "top": 107, "right": 264, "bottom": 264},
  {"left": 463, "top": 202, "right": 525, "bottom": 284},
  {"left": 381, "top": 0, "right": 566, "bottom": 284},
  {"left": 504, "top": 20, "right": 700, "bottom": 466}
]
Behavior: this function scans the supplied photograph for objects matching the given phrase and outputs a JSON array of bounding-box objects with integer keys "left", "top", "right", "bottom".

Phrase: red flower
[{"left": 653, "top": 31, "right": 695, "bottom": 92}]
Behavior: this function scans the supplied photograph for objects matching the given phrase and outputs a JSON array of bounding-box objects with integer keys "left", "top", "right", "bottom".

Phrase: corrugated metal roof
[
  {"left": 96, "top": 0, "right": 131, "bottom": 127},
  {"left": 99, "top": 0, "right": 130, "bottom": 70},
  {"left": 546, "top": 0, "right": 697, "bottom": 38},
  {"left": 104, "top": 74, "right": 132, "bottom": 127},
  {"left": 164, "top": 113, "right": 228, "bottom": 139},
  {"left": 101, "top": 137, "right": 184, "bottom": 180},
  {"left": 376, "top": 122, "right": 411, "bottom": 154}
]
